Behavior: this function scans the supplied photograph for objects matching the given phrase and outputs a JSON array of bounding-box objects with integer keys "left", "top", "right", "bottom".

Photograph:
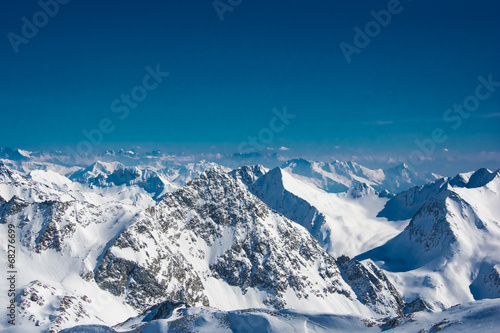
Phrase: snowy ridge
[
  {"left": 60, "top": 299, "right": 500, "bottom": 333},
  {"left": 0, "top": 154, "right": 498, "bottom": 332},
  {"left": 252, "top": 167, "right": 407, "bottom": 257},
  {"left": 69, "top": 161, "right": 176, "bottom": 199},
  {"left": 282, "top": 159, "right": 439, "bottom": 194},
  {"left": 94, "top": 168, "right": 403, "bottom": 316},
  {"left": 358, "top": 168, "right": 500, "bottom": 309}
]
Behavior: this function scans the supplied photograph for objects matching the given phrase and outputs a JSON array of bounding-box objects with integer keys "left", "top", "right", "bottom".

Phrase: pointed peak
[
  {"left": 398, "top": 162, "right": 410, "bottom": 169},
  {"left": 283, "top": 158, "right": 311, "bottom": 166},
  {"left": 253, "top": 167, "right": 286, "bottom": 191},
  {"left": 198, "top": 165, "right": 230, "bottom": 179},
  {"left": 229, "top": 165, "right": 267, "bottom": 186},
  {"left": 87, "top": 160, "right": 122, "bottom": 173},
  {"left": 385, "top": 162, "right": 411, "bottom": 174},
  {"left": 466, "top": 168, "right": 498, "bottom": 188},
  {"left": 0, "top": 147, "right": 29, "bottom": 161},
  {"left": 346, "top": 182, "right": 377, "bottom": 198},
  {"left": 267, "top": 166, "right": 284, "bottom": 177},
  {"left": 281, "top": 159, "right": 313, "bottom": 173},
  {"left": 329, "top": 160, "right": 359, "bottom": 169}
]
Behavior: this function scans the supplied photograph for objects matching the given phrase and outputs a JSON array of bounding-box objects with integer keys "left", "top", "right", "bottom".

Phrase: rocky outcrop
[
  {"left": 93, "top": 169, "right": 404, "bottom": 316},
  {"left": 18, "top": 280, "right": 97, "bottom": 333},
  {"left": 336, "top": 256, "right": 405, "bottom": 316}
]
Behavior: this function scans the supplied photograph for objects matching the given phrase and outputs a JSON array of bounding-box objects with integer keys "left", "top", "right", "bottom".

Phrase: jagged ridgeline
[
  {"left": 0, "top": 154, "right": 499, "bottom": 332},
  {"left": 93, "top": 168, "right": 403, "bottom": 315}
]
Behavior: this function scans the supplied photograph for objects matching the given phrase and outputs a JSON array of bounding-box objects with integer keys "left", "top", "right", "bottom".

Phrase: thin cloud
[
  {"left": 362, "top": 120, "right": 394, "bottom": 125},
  {"left": 279, "top": 146, "right": 291, "bottom": 151},
  {"left": 480, "top": 113, "right": 500, "bottom": 118}
]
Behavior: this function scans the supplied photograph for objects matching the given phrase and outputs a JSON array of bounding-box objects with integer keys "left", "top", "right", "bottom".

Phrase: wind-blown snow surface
[{"left": 0, "top": 153, "right": 499, "bottom": 332}]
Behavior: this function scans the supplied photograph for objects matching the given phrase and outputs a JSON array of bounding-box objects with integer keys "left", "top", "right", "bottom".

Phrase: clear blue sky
[{"left": 0, "top": 0, "right": 499, "bottom": 171}]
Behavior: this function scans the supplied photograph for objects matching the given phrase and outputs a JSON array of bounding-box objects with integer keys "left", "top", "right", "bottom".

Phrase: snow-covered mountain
[
  {"left": 0, "top": 151, "right": 498, "bottom": 332},
  {"left": 251, "top": 166, "right": 407, "bottom": 257},
  {"left": 281, "top": 159, "right": 440, "bottom": 194},
  {"left": 358, "top": 168, "right": 500, "bottom": 309},
  {"left": 69, "top": 161, "right": 175, "bottom": 199},
  {"left": 67, "top": 160, "right": 228, "bottom": 201},
  {"left": 62, "top": 298, "right": 500, "bottom": 333},
  {"left": 0, "top": 147, "right": 30, "bottom": 161},
  {"left": 94, "top": 168, "right": 403, "bottom": 316}
]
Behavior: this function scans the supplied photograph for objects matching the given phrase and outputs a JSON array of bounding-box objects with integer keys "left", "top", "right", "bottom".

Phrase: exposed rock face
[
  {"left": 94, "top": 226, "right": 209, "bottom": 310},
  {"left": 0, "top": 196, "right": 29, "bottom": 224},
  {"left": 70, "top": 161, "right": 169, "bottom": 198},
  {"left": 9, "top": 156, "right": 500, "bottom": 332},
  {"left": 141, "top": 301, "right": 187, "bottom": 321},
  {"left": 377, "top": 178, "right": 450, "bottom": 221},
  {"left": 228, "top": 165, "right": 267, "bottom": 187},
  {"left": 359, "top": 168, "right": 500, "bottom": 309},
  {"left": 281, "top": 159, "right": 438, "bottom": 194},
  {"left": 346, "top": 183, "right": 378, "bottom": 199},
  {"left": 0, "top": 162, "right": 64, "bottom": 203},
  {"left": 403, "top": 298, "right": 431, "bottom": 314},
  {"left": 0, "top": 196, "right": 125, "bottom": 254},
  {"left": 378, "top": 168, "right": 500, "bottom": 221},
  {"left": 251, "top": 167, "right": 329, "bottom": 251},
  {"left": 406, "top": 195, "right": 458, "bottom": 253},
  {"left": 94, "top": 169, "right": 402, "bottom": 315},
  {"left": 336, "top": 256, "right": 405, "bottom": 316},
  {"left": 18, "top": 280, "right": 97, "bottom": 333},
  {"left": 209, "top": 222, "right": 347, "bottom": 310},
  {"left": 470, "top": 264, "right": 500, "bottom": 300}
]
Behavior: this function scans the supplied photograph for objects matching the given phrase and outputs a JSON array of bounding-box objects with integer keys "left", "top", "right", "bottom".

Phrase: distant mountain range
[{"left": 0, "top": 148, "right": 498, "bottom": 332}]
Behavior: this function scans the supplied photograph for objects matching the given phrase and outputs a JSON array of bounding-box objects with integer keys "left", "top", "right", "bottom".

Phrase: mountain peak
[
  {"left": 229, "top": 165, "right": 267, "bottom": 186},
  {"left": 466, "top": 168, "right": 499, "bottom": 188},
  {"left": 98, "top": 167, "right": 387, "bottom": 314},
  {"left": 282, "top": 158, "right": 312, "bottom": 168},
  {"left": 385, "top": 163, "right": 410, "bottom": 174},
  {"left": 0, "top": 147, "right": 29, "bottom": 161},
  {"left": 346, "top": 183, "right": 377, "bottom": 198},
  {"left": 252, "top": 167, "right": 286, "bottom": 193}
]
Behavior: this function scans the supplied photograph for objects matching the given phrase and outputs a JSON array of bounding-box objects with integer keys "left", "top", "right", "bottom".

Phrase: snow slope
[
  {"left": 281, "top": 159, "right": 439, "bottom": 194},
  {"left": 252, "top": 167, "right": 408, "bottom": 257},
  {"left": 0, "top": 165, "right": 405, "bottom": 332},
  {"left": 0, "top": 154, "right": 498, "bottom": 333},
  {"left": 60, "top": 298, "right": 500, "bottom": 333},
  {"left": 358, "top": 168, "right": 500, "bottom": 309},
  {"left": 94, "top": 168, "right": 403, "bottom": 316}
]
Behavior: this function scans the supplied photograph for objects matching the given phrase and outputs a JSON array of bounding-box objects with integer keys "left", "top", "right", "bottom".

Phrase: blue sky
[{"left": 0, "top": 0, "right": 499, "bottom": 173}]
